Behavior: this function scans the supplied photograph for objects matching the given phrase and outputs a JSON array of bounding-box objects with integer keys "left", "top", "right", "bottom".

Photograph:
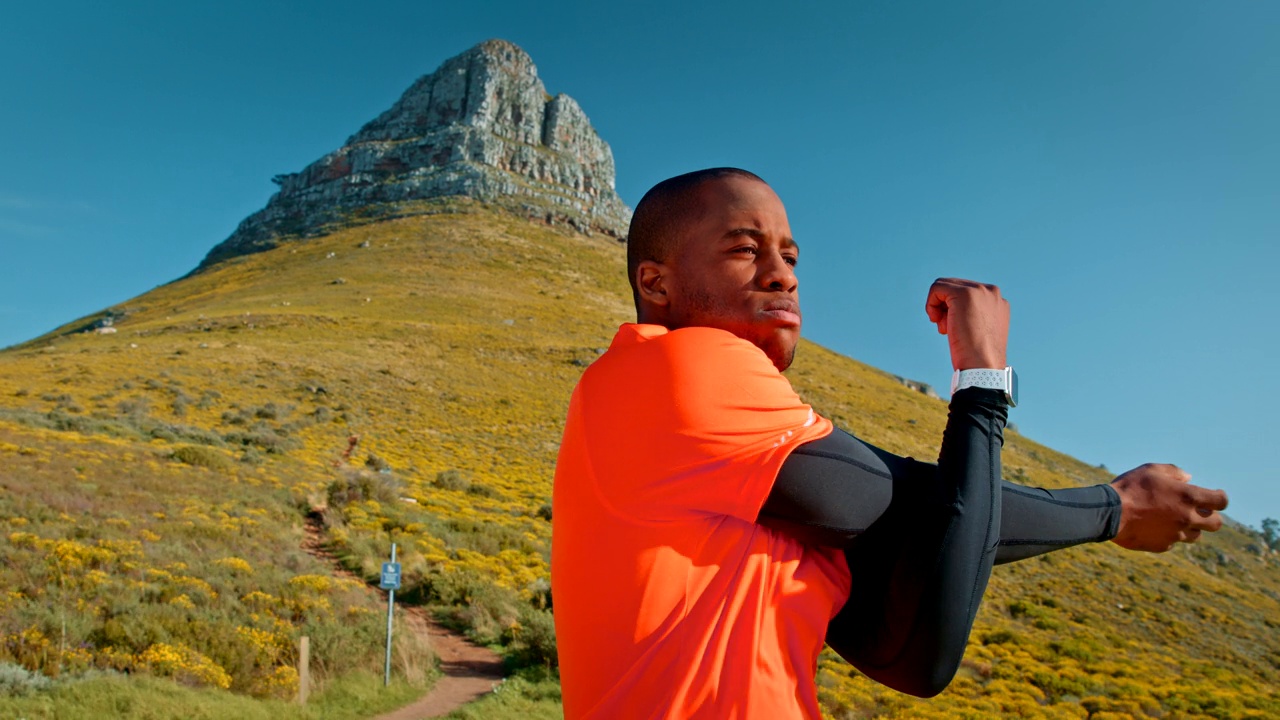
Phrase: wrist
[
  {"left": 954, "top": 355, "right": 1007, "bottom": 371},
  {"left": 951, "top": 367, "right": 1018, "bottom": 407}
]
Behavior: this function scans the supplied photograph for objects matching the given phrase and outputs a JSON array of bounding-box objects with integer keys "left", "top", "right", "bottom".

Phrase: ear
[{"left": 635, "top": 260, "right": 670, "bottom": 308}]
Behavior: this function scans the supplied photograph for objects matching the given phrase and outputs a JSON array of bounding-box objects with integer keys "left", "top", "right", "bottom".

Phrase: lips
[{"left": 761, "top": 299, "right": 801, "bottom": 327}]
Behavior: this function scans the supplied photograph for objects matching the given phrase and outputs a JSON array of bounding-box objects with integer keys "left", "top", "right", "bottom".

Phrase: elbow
[
  {"left": 912, "top": 666, "right": 958, "bottom": 698},
  {"left": 868, "top": 651, "right": 962, "bottom": 698},
  {"left": 893, "top": 662, "right": 959, "bottom": 698}
]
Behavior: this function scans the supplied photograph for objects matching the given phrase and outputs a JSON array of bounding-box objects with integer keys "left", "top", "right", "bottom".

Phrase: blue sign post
[
  {"left": 381, "top": 544, "right": 400, "bottom": 686},
  {"left": 380, "top": 561, "right": 401, "bottom": 591}
]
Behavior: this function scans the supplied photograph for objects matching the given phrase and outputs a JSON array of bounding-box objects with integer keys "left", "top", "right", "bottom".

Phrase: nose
[{"left": 759, "top": 249, "right": 797, "bottom": 292}]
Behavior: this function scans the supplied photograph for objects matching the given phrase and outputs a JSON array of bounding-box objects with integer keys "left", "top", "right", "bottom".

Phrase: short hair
[{"left": 626, "top": 167, "right": 767, "bottom": 305}]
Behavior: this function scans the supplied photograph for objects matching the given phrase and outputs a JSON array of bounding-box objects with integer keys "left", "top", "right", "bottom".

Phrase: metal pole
[
  {"left": 384, "top": 543, "right": 396, "bottom": 687},
  {"left": 298, "top": 635, "right": 310, "bottom": 704}
]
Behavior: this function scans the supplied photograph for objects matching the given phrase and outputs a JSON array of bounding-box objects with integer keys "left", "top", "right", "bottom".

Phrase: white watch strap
[
  {"left": 950, "top": 367, "right": 1017, "bottom": 406},
  {"left": 952, "top": 368, "right": 1008, "bottom": 392}
]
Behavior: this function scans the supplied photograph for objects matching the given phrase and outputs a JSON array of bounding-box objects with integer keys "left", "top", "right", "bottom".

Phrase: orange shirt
[{"left": 552, "top": 324, "right": 852, "bottom": 719}]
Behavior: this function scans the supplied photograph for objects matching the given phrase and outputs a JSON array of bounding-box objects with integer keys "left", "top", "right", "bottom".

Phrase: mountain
[
  {"left": 199, "top": 39, "right": 630, "bottom": 270},
  {"left": 1, "top": 40, "right": 1278, "bottom": 719}
]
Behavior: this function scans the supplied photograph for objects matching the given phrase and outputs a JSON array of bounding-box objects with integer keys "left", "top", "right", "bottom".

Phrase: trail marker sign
[
  {"left": 379, "top": 562, "right": 402, "bottom": 590},
  {"left": 382, "top": 544, "right": 399, "bottom": 687}
]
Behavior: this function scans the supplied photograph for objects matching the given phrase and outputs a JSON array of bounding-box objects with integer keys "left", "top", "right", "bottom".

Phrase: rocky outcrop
[
  {"left": 893, "top": 374, "right": 941, "bottom": 400},
  {"left": 199, "top": 39, "right": 630, "bottom": 269}
]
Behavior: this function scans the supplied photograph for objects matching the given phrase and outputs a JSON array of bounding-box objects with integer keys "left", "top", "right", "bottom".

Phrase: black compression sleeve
[
  {"left": 760, "top": 428, "right": 1122, "bottom": 562},
  {"left": 757, "top": 389, "right": 1121, "bottom": 697},
  {"left": 817, "top": 388, "right": 1007, "bottom": 696},
  {"left": 819, "top": 386, "right": 1008, "bottom": 696}
]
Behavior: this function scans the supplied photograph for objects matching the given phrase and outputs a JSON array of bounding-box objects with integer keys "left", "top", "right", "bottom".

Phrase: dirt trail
[{"left": 302, "top": 515, "right": 505, "bottom": 719}]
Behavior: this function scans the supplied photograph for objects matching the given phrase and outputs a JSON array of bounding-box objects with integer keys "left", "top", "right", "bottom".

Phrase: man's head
[{"left": 626, "top": 168, "right": 801, "bottom": 371}]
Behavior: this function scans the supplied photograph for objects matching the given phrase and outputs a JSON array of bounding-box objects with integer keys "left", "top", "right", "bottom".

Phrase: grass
[
  {"left": 1, "top": 198, "right": 1278, "bottom": 717},
  {"left": 0, "top": 670, "right": 430, "bottom": 719},
  {"left": 444, "top": 668, "right": 562, "bottom": 720}
]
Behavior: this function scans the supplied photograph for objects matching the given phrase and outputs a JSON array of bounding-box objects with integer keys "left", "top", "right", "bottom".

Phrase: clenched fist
[
  {"left": 1109, "top": 464, "right": 1229, "bottom": 552},
  {"left": 925, "top": 278, "right": 1010, "bottom": 370}
]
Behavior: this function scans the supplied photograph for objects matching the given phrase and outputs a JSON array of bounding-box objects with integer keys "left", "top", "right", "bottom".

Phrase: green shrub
[
  {"left": 980, "top": 629, "right": 1020, "bottom": 645},
  {"left": 506, "top": 607, "right": 558, "bottom": 669},
  {"left": 0, "top": 662, "right": 52, "bottom": 697},
  {"left": 171, "top": 445, "right": 234, "bottom": 471},
  {"left": 466, "top": 482, "right": 502, "bottom": 499},
  {"left": 431, "top": 569, "right": 521, "bottom": 646},
  {"left": 434, "top": 469, "right": 470, "bottom": 492},
  {"left": 223, "top": 426, "right": 300, "bottom": 454},
  {"left": 327, "top": 469, "right": 403, "bottom": 508}
]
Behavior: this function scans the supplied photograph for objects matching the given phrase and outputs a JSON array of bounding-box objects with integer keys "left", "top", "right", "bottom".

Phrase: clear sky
[{"left": 2, "top": 1, "right": 1277, "bottom": 527}]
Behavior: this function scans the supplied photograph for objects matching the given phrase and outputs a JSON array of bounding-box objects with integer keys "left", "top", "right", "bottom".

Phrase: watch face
[{"left": 1008, "top": 367, "right": 1019, "bottom": 407}]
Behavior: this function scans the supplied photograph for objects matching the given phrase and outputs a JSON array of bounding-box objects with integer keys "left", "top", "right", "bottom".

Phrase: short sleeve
[{"left": 577, "top": 326, "right": 833, "bottom": 523}]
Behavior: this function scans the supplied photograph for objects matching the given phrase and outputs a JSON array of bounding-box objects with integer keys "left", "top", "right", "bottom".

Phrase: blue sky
[{"left": 2, "top": 1, "right": 1277, "bottom": 527}]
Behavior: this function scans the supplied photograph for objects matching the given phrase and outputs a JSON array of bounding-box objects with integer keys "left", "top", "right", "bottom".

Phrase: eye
[
  {"left": 732, "top": 246, "right": 758, "bottom": 256},
  {"left": 784, "top": 255, "right": 798, "bottom": 267}
]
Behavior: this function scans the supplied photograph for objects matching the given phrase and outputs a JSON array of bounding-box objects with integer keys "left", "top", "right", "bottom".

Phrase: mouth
[{"left": 760, "top": 299, "right": 801, "bottom": 328}]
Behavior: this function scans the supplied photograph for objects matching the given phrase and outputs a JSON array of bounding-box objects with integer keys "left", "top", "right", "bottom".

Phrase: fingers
[
  {"left": 925, "top": 285, "right": 950, "bottom": 334},
  {"left": 925, "top": 277, "right": 1009, "bottom": 357},
  {"left": 1147, "top": 462, "right": 1192, "bottom": 483},
  {"left": 1182, "top": 483, "right": 1227, "bottom": 534},
  {"left": 1188, "top": 485, "right": 1229, "bottom": 511},
  {"left": 925, "top": 282, "right": 949, "bottom": 324},
  {"left": 1188, "top": 508, "right": 1224, "bottom": 533}
]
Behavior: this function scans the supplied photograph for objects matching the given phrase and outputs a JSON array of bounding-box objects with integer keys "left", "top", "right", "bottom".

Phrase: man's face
[{"left": 665, "top": 176, "right": 801, "bottom": 370}]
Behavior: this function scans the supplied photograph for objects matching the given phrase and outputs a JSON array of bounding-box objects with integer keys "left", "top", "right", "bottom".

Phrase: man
[{"left": 550, "top": 168, "right": 1227, "bottom": 719}]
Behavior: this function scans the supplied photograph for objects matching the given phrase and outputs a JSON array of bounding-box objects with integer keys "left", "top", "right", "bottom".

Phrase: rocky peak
[{"left": 199, "top": 39, "right": 630, "bottom": 269}]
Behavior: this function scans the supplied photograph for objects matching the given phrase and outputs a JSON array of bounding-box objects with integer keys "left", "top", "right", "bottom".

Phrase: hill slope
[{"left": 2, "top": 202, "right": 1278, "bottom": 718}]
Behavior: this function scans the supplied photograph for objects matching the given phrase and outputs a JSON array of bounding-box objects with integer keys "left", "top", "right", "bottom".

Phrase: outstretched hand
[
  {"left": 925, "top": 278, "right": 1009, "bottom": 370},
  {"left": 1109, "top": 463, "right": 1229, "bottom": 552}
]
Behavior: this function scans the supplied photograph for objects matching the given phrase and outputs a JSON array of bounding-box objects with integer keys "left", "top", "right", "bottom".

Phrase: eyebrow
[{"left": 723, "top": 227, "right": 800, "bottom": 251}]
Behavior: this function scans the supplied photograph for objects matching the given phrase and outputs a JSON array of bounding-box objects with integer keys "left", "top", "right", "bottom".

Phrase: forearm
[
  {"left": 819, "top": 387, "right": 1006, "bottom": 696},
  {"left": 761, "top": 428, "right": 1121, "bottom": 561},
  {"left": 994, "top": 482, "right": 1120, "bottom": 563}
]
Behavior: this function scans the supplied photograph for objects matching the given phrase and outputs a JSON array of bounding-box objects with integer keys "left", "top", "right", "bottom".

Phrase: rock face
[
  {"left": 892, "top": 374, "right": 941, "bottom": 400},
  {"left": 199, "top": 39, "right": 630, "bottom": 269}
]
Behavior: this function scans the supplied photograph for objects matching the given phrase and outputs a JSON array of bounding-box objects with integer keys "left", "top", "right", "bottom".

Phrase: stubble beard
[{"left": 682, "top": 286, "right": 797, "bottom": 372}]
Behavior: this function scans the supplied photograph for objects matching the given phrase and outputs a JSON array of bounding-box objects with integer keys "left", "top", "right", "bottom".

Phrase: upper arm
[{"left": 758, "top": 428, "right": 927, "bottom": 546}]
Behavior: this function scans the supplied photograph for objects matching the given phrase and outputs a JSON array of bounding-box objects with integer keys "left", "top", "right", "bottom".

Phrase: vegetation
[
  {"left": 1, "top": 198, "right": 1277, "bottom": 717},
  {"left": 1260, "top": 518, "right": 1279, "bottom": 552}
]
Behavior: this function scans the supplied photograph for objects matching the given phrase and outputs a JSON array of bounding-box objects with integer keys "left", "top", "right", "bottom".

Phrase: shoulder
[
  {"left": 612, "top": 325, "right": 776, "bottom": 376},
  {"left": 582, "top": 325, "right": 796, "bottom": 420}
]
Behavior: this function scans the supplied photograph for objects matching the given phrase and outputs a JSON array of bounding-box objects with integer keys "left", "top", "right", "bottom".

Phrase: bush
[
  {"left": 430, "top": 569, "right": 521, "bottom": 646},
  {"left": 254, "top": 403, "right": 286, "bottom": 420},
  {"left": 0, "top": 662, "right": 52, "bottom": 696},
  {"left": 327, "top": 469, "right": 403, "bottom": 508},
  {"left": 223, "top": 426, "right": 300, "bottom": 454},
  {"left": 466, "top": 482, "right": 502, "bottom": 499},
  {"left": 981, "top": 629, "right": 1020, "bottom": 646},
  {"left": 434, "top": 469, "right": 470, "bottom": 492},
  {"left": 506, "top": 607, "right": 558, "bottom": 669},
  {"left": 171, "top": 445, "right": 234, "bottom": 471}
]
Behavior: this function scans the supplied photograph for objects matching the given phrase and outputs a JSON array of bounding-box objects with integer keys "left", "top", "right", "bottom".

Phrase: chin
[{"left": 761, "top": 337, "right": 798, "bottom": 372}]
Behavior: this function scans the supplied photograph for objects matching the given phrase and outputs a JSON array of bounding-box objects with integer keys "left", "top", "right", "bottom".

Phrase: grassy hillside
[{"left": 1, "top": 199, "right": 1277, "bottom": 718}]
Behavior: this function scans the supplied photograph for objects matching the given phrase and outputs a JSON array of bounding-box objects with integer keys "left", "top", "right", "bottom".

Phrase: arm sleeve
[
  {"left": 757, "top": 388, "right": 1121, "bottom": 697},
  {"left": 759, "top": 428, "right": 1122, "bottom": 562},
  {"left": 772, "top": 388, "right": 1007, "bottom": 697}
]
